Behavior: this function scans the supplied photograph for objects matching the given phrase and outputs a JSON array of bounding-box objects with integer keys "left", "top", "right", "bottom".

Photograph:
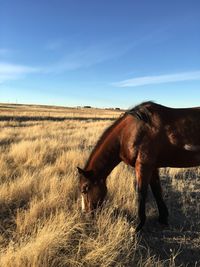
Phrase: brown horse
[{"left": 77, "top": 101, "right": 200, "bottom": 231}]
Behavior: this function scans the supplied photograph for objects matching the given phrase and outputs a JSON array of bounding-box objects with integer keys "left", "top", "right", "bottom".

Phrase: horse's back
[
  {"left": 161, "top": 106, "right": 200, "bottom": 147},
  {"left": 124, "top": 102, "right": 200, "bottom": 168},
  {"left": 137, "top": 102, "right": 200, "bottom": 142},
  {"left": 146, "top": 103, "right": 200, "bottom": 167}
]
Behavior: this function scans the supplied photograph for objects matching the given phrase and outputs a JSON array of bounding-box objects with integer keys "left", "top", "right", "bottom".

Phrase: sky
[{"left": 0, "top": 0, "right": 200, "bottom": 108}]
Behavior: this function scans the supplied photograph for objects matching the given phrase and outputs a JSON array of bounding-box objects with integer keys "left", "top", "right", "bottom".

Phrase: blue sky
[{"left": 0, "top": 0, "right": 200, "bottom": 108}]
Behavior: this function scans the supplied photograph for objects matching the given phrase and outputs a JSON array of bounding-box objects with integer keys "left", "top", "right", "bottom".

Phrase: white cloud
[
  {"left": 114, "top": 71, "right": 200, "bottom": 87},
  {"left": 0, "top": 62, "right": 39, "bottom": 83},
  {"left": 0, "top": 38, "right": 140, "bottom": 80}
]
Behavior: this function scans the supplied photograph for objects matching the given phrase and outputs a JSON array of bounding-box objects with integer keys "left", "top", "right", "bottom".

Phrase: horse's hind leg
[
  {"left": 150, "top": 169, "right": 169, "bottom": 225},
  {"left": 135, "top": 162, "right": 153, "bottom": 232}
]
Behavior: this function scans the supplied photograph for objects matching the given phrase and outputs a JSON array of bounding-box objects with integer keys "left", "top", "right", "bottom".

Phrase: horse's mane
[
  {"left": 84, "top": 114, "right": 126, "bottom": 169},
  {"left": 130, "top": 101, "right": 155, "bottom": 110},
  {"left": 84, "top": 101, "right": 154, "bottom": 169},
  {"left": 127, "top": 101, "right": 154, "bottom": 124}
]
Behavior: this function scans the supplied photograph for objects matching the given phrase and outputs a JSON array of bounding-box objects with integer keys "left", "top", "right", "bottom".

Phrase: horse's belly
[{"left": 158, "top": 148, "right": 200, "bottom": 168}]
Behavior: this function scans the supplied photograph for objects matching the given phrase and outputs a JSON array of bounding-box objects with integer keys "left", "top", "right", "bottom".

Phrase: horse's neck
[{"left": 85, "top": 132, "right": 121, "bottom": 179}]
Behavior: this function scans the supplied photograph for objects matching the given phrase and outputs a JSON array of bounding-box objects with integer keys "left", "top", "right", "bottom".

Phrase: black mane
[
  {"left": 126, "top": 101, "right": 154, "bottom": 124},
  {"left": 84, "top": 101, "right": 154, "bottom": 169},
  {"left": 84, "top": 114, "right": 125, "bottom": 169}
]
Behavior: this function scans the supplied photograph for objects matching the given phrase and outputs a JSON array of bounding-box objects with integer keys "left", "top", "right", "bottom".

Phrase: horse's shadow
[{"left": 112, "top": 173, "right": 200, "bottom": 267}]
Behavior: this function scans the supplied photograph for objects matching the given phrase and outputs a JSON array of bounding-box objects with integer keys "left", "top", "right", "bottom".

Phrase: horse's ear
[
  {"left": 77, "top": 167, "right": 93, "bottom": 179},
  {"left": 77, "top": 167, "right": 85, "bottom": 175},
  {"left": 77, "top": 167, "right": 89, "bottom": 176}
]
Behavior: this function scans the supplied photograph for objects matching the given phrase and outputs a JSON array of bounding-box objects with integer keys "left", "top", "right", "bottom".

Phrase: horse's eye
[{"left": 81, "top": 184, "right": 89, "bottom": 194}]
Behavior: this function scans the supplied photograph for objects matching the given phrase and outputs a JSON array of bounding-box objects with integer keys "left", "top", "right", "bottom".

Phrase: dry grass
[
  {"left": 0, "top": 103, "right": 121, "bottom": 120},
  {"left": 0, "top": 103, "right": 199, "bottom": 267}
]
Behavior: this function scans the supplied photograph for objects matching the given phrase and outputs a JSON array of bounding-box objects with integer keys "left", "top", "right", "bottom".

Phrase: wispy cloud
[
  {"left": 0, "top": 62, "right": 40, "bottom": 83},
  {"left": 45, "top": 45, "right": 105, "bottom": 73},
  {"left": 1, "top": 42, "right": 120, "bottom": 80},
  {"left": 0, "top": 36, "right": 150, "bottom": 81},
  {"left": 0, "top": 48, "right": 13, "bottom": 57},
  {"left": 44, "top": 41, "right": 133, "bottom": 74},
  {"left": 45, "top": 40, "right": 64, "bottom": 51},
  {"left": 114, "top": 71, "right": 200, "bottom": 87}
]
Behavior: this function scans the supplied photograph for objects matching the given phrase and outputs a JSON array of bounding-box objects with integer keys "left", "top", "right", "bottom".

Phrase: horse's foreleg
[
  {"left": 150, "top": 169, "right": 169, "bottom": 225},
  {"left": 135, "top": 161, "right": 152, "bottom": 232}
]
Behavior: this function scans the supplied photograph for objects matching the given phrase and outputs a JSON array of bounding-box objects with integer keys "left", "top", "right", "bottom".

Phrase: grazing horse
[{"left": 77, "top": 101, "right": 200, "bottom": 231}]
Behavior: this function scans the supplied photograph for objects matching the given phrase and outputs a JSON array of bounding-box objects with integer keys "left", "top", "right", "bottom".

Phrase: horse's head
[{"left": 77, "top": 167, "right": 107, "bottom": 213}]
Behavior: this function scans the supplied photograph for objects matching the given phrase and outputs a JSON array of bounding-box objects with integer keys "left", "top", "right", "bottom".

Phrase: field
[{"left": 0, "top": 103, "right": 199, "bottom": 267}]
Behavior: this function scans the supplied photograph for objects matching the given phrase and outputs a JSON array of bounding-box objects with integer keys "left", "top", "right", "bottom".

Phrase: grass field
[{"left": 0, "top": 103, "right": 199, "bottom": 267}]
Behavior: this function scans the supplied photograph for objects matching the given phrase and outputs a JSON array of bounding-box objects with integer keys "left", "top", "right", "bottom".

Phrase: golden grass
[
  {"left": 0, "top": 103, "right": 199, "bottom": 266},
  {"left": 0, "top": 103, "right": 121, "bottom": 120}
]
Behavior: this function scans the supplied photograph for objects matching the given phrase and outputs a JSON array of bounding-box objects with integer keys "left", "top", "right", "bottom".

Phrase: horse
[{"left": 77, "top": 101, "right": 200, "bottom": 232}]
